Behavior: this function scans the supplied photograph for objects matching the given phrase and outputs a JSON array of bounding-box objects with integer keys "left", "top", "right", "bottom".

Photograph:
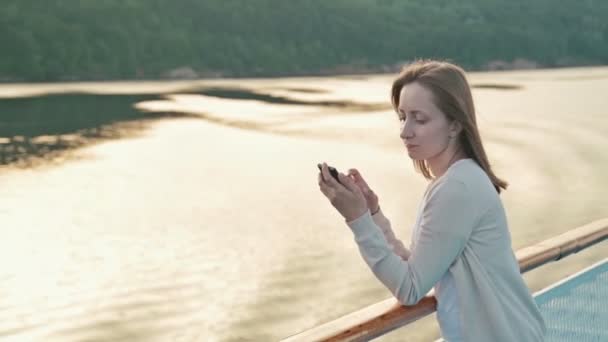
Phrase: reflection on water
[
  {"left": 0, "top": 86, "right": 389, "bottom": 168},
  {"left": 190, "top": 87, "right": 389, "bottom": 110},
  {"left": 0, "top": 67, "right": 607, "bottom": 342},
  {"left": 0, "top": 93, "right": 198, "bottom": 167}
]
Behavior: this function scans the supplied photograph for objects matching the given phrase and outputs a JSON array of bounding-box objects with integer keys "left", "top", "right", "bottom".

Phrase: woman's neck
[{"left": 427, "top": 145, "right": 468, "bottom": 179}]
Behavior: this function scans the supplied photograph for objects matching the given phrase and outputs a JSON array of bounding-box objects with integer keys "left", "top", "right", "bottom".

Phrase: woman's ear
[{"left": 449, "top": 121, "right": 463, "bottom": 138}]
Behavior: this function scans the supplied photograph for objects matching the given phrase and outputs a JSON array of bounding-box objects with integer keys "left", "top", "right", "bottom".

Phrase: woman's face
[{"left": 398, "top": 82, "right": 454, "bottom": 161}]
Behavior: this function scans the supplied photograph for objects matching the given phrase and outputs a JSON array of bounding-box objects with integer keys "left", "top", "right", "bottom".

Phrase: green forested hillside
[{"left": 1, "top": 0, "right": 606, "bottom": 81}]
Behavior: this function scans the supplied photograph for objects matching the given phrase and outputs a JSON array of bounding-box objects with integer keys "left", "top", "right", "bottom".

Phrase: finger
[
  {"left": 347, "top": 169, "right": 364, "bottom": 184},
  {"left": 338, "top": 172, "right": 361, "bottom": 194},
  {"left": 318, "top": 179, "right": 335, "bottom": 199},
  {"left": 318, "top": 173, "right": 330, "bottom": 192},
  {"left": 318, "top": 164, "right": 327, "bottom": 182},
  {"left": 319, "top": 172, "right": 328, "bottom": 187},
  {"left": 349, "top": 168, "right": 366, "bottom": 183},
  {"left": 319, "top": 182, "right": 331, "bottom": 197},
  {"left": 360, "top": 181, "right": 371, "bottom": 193},
  {"left": 347, "top": 168, "right": 359, "bottom": 176},
  {"left": 347, "top": 174, "right": 366, "bottom": 192},
  {"left": 321, "top": 163, "right": 340, "bottom": 188},
  {"left": 349, "top": 172, "right": 369, "bottom": 191}
]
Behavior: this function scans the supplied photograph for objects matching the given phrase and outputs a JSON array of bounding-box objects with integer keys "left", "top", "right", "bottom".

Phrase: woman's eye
[{"left": 398, "top": 115, "right": 424, "bottom": 124}]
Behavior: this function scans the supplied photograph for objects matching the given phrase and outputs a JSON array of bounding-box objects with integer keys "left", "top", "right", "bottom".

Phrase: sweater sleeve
[
  {"left": 372, "top": 208, "right": 411, "bottom": 260},
  {"left": 347, "top": 179, "right": 476, "bottom": 305}
]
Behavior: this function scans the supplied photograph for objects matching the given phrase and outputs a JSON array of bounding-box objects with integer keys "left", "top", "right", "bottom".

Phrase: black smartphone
[{"left": 318, "top": 163, "right": 341, "bottom": 183}]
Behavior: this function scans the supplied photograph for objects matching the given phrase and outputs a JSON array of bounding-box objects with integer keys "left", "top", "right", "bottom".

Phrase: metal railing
[{"left": 283, "top": 218, "right": 608, "bottom": 342}]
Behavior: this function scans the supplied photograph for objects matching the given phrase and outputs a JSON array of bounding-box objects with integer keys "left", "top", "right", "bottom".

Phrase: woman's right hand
[{"left": 347, "top": 168, "right": 380, "bottom": 214}]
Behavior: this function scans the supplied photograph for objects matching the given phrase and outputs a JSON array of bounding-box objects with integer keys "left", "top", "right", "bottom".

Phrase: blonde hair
[{"left": 391, "top": 59, "right": 508, "bottom": 193}]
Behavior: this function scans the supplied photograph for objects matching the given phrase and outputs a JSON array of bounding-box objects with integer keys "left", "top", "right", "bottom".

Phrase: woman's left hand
[{"left": 317, "top": 163, "right": 368, "bottom": 222}]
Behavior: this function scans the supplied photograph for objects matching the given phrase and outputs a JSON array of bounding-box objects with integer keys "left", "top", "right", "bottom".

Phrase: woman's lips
[{"left": 406, "top": 144, "right": 418, "bottom": 149}]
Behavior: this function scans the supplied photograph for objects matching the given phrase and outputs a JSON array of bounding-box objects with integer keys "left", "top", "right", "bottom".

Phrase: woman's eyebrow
[{"left": 398, "top": 108, "right": 424, "bottom": 115}]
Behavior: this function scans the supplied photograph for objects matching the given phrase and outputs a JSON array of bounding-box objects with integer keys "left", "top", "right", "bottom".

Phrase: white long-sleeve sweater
[{"left": 346, "top": 158, "right": 546, "bottom": 341}]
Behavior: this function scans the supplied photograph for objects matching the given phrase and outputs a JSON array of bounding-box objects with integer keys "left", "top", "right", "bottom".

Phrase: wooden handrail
[
  {"left": 517, "top": 218, "right": 608, "bottom": 272},
  {"left": 282, "top": 218, "right": 608, "bottom": 342}
]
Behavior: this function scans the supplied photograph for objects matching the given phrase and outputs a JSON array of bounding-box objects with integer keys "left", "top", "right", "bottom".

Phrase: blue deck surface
[{"left": 534, "top": 258, "right": 608, "bottom": 341}]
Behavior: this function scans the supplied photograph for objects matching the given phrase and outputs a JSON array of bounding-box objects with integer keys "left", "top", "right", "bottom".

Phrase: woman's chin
[
  {"left": 406, "top": 150, "right": 421, "bottom": 160},
  {"left": 407, "top": 153, "right": 426, "bottom": 162}
]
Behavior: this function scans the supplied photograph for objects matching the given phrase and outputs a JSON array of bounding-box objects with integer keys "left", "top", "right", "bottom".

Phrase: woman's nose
[{"left": 400, "top": 122, "right": 413, "bottom": 140}]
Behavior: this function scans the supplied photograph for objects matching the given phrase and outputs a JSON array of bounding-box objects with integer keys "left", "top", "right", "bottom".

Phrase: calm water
[{"left": 1, "top": 67, "right": 607, "bottom": 341}]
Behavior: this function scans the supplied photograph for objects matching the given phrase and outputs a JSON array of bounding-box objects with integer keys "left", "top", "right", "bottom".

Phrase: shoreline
[{"left": 1, "top": 62, "right": 606, "bottom": 85}]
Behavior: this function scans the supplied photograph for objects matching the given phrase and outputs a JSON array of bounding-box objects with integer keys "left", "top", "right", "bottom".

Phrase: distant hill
[{"left": 1, "top": 0, "right": 606, "bottom": 81}]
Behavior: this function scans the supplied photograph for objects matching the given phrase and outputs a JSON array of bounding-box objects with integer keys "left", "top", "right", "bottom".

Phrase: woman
[{"left": 317, "top": 60, "right": 546, "bottom": 341}]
